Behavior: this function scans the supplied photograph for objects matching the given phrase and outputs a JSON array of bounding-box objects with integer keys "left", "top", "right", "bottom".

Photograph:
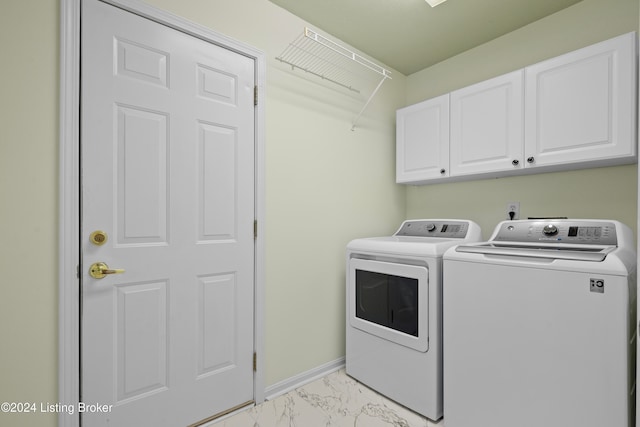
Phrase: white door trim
[{"left": 58, "top": 1, "right": 266, "bottom": 425}]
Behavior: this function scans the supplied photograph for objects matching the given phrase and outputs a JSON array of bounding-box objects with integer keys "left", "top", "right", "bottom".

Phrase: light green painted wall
[
  {"left": 0, "top": 2, "right": 405, "bottom": 426},
  {"left": 405, "top": 0, "right": 639, "bottom": 239},
  {"left": 143, "top": 0, "right": 407, "bottom": 387},
  {"left": 0, "top": 1, "right": 59, "bottom": 426},
  {"left": 406, "top": 165, "right": 637, "bottom": 240}
]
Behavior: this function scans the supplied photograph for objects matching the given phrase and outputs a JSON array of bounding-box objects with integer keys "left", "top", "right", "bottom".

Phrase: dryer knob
[
  {"left": 426, "top": 223, "right": 437, "bottom": 232},
  {"left": 543, "top": 224, "right": 558, "bottom": 236}
]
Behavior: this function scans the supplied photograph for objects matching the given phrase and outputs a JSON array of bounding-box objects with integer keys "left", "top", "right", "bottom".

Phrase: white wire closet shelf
[{"left": 276, "top": 28, "right": 392, "bottom": 130}]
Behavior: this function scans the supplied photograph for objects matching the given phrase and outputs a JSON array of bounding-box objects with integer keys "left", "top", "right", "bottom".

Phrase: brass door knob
[{"left": 89, "top": 262, "right": 125, "bottom": 279}]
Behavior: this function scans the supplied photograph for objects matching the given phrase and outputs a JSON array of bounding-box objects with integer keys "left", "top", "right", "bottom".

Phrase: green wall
[
  {"left": 0, "top": 1, "right": 59, "bottom": 425},
  {"left": 405, "top": 0, "right": 639, "bottom": 238},
  {"left": 0, "top": 1, "right": 406, "bottom": 426},
  {"left": 144, "top": 0, "right": 407, "bottom": 389}
]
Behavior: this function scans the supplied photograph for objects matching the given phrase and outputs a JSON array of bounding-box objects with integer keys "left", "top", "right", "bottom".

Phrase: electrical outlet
[{"left": 507, "top": 202, "right": 520, "bottom": 220}]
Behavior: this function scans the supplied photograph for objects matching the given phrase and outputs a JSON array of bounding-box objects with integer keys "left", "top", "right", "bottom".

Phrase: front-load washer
[
  {"left": 346, "top": 219, "right": 482, "bottom": 421},
  {"left": 443, "top": 219, "right": 637, "bottom": 427}
]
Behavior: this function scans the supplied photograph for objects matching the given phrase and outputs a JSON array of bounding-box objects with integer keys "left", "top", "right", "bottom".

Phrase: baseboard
[{"left": 264, "top": 357, "right": 345, "bottom": 401}]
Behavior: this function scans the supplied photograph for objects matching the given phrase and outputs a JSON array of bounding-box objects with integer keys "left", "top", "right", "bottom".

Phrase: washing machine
[
  {"left": 346, "top": 219, "right": 482, "bottom": 421},
  {"left": 443, "top": 219, "right": 637, "bottom": 427}
]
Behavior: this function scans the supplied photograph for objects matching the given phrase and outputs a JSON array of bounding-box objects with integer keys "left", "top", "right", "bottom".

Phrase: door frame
[{"left": 58, "top": 0, "right": 266, "bottom": 425}]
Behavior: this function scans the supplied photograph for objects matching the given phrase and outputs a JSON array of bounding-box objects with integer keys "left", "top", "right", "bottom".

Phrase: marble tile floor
[{"left": 213, "top": 368, "right": 443, "bottom": 427}]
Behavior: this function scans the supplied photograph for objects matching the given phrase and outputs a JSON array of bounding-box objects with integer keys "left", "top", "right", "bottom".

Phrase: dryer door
[{"left": 348, "top": 258, "right": 429, "bottom": 352}]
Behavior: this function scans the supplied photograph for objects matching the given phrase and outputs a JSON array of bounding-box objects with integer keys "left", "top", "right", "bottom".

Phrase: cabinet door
[
  {"left": 396, "top": 94, "right": 449, "bottom": 183},
  {"left": 450, "top": 70, "right": 524, "bottom": 177},
  {"left": 524, "top": 32, "right": 637, "bottom": 168}
]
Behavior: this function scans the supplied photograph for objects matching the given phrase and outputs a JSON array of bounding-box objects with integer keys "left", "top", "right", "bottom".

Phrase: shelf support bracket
[{"left": 351, "top": 73, "right": 390, "bottom": 131}]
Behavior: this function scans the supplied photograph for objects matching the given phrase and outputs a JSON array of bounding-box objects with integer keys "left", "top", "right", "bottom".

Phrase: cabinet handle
[
  {"left": 440, "top": 168, "right": 446, "bottom": 175},
  {"left": 512, "top": 159, "right": 519, "bottom": 166},
  {"left": 527, "top": 156, "right": 535, "bottom": 164}
]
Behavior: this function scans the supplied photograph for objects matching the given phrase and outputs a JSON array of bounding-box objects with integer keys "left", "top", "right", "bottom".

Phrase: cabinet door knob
[
  {"left": 512, "top": 159, "right": 520, "bottom": 166},
  {"left": 527, "top": 156, "right": 535, "bottom": 163},
  {"left": 440, "top": 168, "right": 446, "bottom": 175}
]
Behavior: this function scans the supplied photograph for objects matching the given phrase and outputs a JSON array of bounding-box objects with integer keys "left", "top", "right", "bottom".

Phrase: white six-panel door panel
[{"left": 81, "top": 0, "right": 255, "bottom": 425}]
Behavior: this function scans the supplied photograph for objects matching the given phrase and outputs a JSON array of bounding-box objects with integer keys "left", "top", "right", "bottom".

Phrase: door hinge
[
  {"left": 254, "top": 220, "right": 258, "bottom": 240},
  {"left": 253, "top": 352, "right": 257, "bottom": 372},
  {"left": 254, "top": 86, "right": 258, "bottom": 106}
]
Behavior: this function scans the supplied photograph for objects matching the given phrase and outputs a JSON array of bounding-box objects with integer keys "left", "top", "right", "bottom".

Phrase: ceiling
[{"left": 268, "top": 0, "right": 583, "bottom": 76}]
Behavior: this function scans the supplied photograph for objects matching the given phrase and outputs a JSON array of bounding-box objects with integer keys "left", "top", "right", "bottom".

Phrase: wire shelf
[{"left": 276, "top": 28, "right": 392, "bottom": 130}]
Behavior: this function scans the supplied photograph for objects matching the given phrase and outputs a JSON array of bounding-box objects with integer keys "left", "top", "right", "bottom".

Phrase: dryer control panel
[
  {"left": 492, "top": 220, "right": 618, "bottom": 245},
  {"left": 394, "top": 220, "right": 471, "bottom": 239}
]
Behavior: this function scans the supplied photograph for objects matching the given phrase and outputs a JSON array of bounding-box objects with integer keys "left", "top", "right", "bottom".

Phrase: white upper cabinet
[
  {"left": 450, "top": 70, "right": 524, "bottom": 176},
  {"left": 396, "top": 94, "right": 449, "bottom": 183},
  {"left": 524, "top": 32, "right": 637, "bottom": 169},
  {"left": 396, "top": 32, "right": 637, "bottom": 185}
]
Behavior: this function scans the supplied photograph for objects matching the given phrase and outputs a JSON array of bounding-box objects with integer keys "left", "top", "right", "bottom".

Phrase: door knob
[{"left": 89, "top": 262, "right": 125, "bottom": 279}]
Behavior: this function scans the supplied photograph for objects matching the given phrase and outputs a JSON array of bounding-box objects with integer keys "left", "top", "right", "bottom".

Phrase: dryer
[
  {"left": 443, "top": 219, "right": 637, "bottom": 427},
  {"left": 346, "top": 219, "right": 482, "bottom": 421}
]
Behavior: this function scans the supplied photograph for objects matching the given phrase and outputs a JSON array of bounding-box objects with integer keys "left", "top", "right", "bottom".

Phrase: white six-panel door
[{"left": 81, "top": 0, "right": 255, "bottom": 425}]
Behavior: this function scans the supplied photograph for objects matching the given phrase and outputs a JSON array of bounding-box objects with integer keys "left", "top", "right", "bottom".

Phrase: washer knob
[
  {"left": 542, "top": 224, "right": 558, "bottom": 236},
  {"left": 426, "top": 223, "right": 437, "bottom": 232}
]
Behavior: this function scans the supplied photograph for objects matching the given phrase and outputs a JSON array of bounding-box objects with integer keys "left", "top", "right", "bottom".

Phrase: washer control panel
[
  {"left": 395, "top": 220, "right": 470, "bottom": 239},
  {"left": 492, "top": 220, "right": 618, "bottom": 245}
]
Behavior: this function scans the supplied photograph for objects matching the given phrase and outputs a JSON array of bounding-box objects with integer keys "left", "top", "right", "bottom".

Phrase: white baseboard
[
  {"left": 205, "top": 358, "right": 346, "bottom": 425},
  {"left": 264, "top": 357, "right": 345, "bottom": 401}
]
